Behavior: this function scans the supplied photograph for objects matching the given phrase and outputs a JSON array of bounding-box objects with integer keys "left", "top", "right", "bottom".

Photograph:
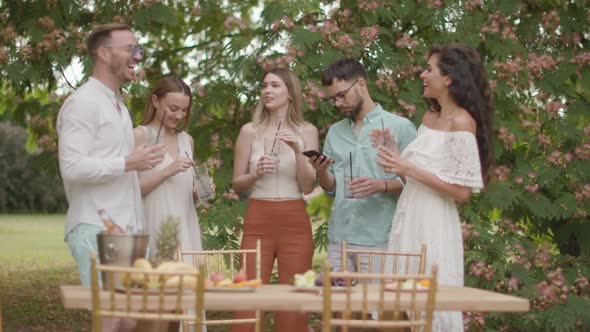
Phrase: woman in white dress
[
  {"left": 133, "top": 75, "right": 206, "bottom": 260},
  {"left": 376, "top": 43, "right": 494, "bottom": 331}
]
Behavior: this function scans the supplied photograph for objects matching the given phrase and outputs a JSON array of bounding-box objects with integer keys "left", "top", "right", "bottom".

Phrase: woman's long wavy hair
[
  {"left": 427, "top": 43, "right": 494, "bottom": 183},
  {"left": 140, "top": 75, "right": 192, "bottom": 132},
  {"left": 251, "top": 67, "right": 305, "bottom": 130}
]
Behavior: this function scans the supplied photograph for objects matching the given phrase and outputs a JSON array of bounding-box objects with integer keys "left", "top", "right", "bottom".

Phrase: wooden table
[{"left": 60, "top": 284, "right": 529, "bottom": 313}]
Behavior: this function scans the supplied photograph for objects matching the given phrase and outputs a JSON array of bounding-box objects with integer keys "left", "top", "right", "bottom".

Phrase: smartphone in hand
[{"left": 302, "top": 150, "right": 325, "bottom": 158}]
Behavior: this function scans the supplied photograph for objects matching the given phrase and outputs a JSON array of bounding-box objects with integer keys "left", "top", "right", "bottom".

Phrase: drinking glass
[
  {"left": 341, "top": 165, "right": 358, "bottom": 200},
  {"left": 377, "top": 129, "right": 400, "bottom": 155},
  {"left": 264, "top": 136, "right": 281, "bottom": 198},
  {"left": 193, "top": 163, "right": 214, "bottom": 201}
]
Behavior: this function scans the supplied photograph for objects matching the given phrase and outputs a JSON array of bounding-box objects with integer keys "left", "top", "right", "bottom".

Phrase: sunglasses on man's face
[{"left": 104, "top": 44, "right": 144, "bottom": 57}]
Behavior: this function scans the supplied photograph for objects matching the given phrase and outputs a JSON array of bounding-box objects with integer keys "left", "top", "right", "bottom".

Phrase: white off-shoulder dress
[{"left": 387, "top": 125, "right": 483, "bottom": 332}]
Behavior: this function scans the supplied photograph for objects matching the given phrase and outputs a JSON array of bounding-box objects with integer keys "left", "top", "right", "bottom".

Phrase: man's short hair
[
  {"left": 321, "top": 58, "right": 369, "bottom": 86},
  {"left": 86, "top": 23, "right": 131, "bottom": 63}
]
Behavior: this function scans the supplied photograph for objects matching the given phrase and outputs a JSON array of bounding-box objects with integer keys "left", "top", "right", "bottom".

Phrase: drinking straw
[
  {"left": 270, "top": 121, "right": 282, "bottom": 154},
  {"left": 349, "top": 151, "right": 353, "bottom": 181},
  {"left": 185, "top": 151, "right": 200, "bottom": 179},
  {"left": 381, "top": 117, "right": 385, "bottom": 136},
  {"left": 154, "top": 111, "right": 166, "bottom": 144}
]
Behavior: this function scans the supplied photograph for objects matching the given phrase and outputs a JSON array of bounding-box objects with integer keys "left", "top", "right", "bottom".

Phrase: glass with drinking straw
[
  {"left": 264, "top": 134, "right": 281, "bottom": 198},
  {"left": 186, "top": 152, "right": 214, "bottom": 202},
  {"left": 377, "top": 117, "right": 400, "bottom": 155},
  {"left": 342, "top": 151, "right": 357, "bottom": 200}
]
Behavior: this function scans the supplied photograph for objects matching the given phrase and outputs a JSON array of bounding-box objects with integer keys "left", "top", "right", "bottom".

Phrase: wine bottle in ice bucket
[{"left": 97, "top": 209, "right": 125, "bottom": 234}]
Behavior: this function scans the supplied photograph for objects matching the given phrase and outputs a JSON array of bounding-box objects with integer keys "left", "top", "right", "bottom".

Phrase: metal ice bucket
[{"left": 96, "top": 232, "right": 149, "bottom": 289}]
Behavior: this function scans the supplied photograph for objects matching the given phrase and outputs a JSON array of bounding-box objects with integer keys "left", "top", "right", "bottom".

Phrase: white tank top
[{"left": 248, "top": 131, "right": 305, "bottom": 199}]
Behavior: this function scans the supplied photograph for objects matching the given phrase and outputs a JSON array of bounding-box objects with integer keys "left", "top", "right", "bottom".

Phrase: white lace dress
[{"left": 387, "top": 125, "right": 483, "bottom": 332}]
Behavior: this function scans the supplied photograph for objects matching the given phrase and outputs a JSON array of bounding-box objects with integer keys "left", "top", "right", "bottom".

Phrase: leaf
[
  {"left": 552, "top": 193, "right": 577, "bottom": 219},
  {"left": 148, "top": 3, "right": 179, "bottom": 26},
  {"left": 495, "top": 0, "right": 523, "bottom": 14},
  {"left": 566, "top": 295, "right": 590, "bottom": 321},
  {"left": 519, "top": 193, "right": 557, "bottom": 220},
  {"left": 291, "top": 26, "right": 322, "bottom": 50},
  {"left": 536, "top": 166, "right": 562, "bottom": 188},
  {"left": 510, "top": 264, "right": 535, "bottom": 286},
  {"left": 483, "top": 182, "right": 519, "bottom": 210},
  {"left": 543, "top": 304, "right": 577, "bottom": 332}
]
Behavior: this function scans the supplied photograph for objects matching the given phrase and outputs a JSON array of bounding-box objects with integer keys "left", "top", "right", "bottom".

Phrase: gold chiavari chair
[
  {"left": 322, "top": 261, "right": 438, "bottom": 332},
  {"left": 178, "top": 239, "right": 262, "bottom": 332},
  {"left": 90, "top": 253, "right": 205, "bottom": 332},
  {"left": 341, "top": 241, "right": 427, "bottom": 274}
]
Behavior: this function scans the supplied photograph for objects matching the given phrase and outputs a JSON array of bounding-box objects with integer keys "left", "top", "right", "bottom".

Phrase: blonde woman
[{"left": 232, "top": 68, "right": 318, "bottom": 332}]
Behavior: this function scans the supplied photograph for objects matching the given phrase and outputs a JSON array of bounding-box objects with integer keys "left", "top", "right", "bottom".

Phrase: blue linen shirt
[{"left": 322, "top": 104, "right": 417, "bottom": 246}]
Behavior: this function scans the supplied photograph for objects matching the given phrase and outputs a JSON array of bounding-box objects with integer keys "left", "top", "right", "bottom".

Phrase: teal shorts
[{"left": 65, "top": 223, "right": 103, "bottom": 286}]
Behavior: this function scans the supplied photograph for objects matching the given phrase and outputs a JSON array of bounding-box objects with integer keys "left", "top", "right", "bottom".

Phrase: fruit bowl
[
  {"left": 291, "top": 269, "right": 355, "bottom": 294},
  {"left": 384, "top": 279, "right": 430, "bottom": 292},
  {"left": 205, "top": 270, "right": 262, "bottom": 292}
]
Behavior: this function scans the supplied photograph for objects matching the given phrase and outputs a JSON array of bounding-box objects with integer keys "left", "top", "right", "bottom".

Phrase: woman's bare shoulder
[
  {"left": 300, "top": 122, "right": 318, "bottom": 135},
  {"left": 451, "top": 110, "right": 476, "bottom": 134}
]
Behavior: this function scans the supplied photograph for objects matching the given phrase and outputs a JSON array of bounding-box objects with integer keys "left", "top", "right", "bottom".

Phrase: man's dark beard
[{"left": 345, "top": 98, "right": 363, "bottom": 120}]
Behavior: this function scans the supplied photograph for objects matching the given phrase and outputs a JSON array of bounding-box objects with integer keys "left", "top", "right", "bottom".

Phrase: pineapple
[{"left": 153, "top": 216, "right": 180, "bottom": 266}]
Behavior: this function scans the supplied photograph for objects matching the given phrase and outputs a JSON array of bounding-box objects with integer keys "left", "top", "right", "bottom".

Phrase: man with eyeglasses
[
  {"left": 308, "top": 58, "right": 416, "bottom": 273},
  {"left": 57, "top": 23, "right": 165, "bottom": 331}
]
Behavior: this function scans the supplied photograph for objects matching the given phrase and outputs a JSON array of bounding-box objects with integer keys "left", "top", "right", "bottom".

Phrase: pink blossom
[
  {"left": 210, "top": 133, "right": 220, "bottom": 148},
  {"left": 498, "top": 127, "right": 516, "bottom": 149},
  {"left": 38, "top": 16, "right": 55, "bottom": 30},
  {"left": 536, "top": 134, "right": 551, "bottom": 147},
  {"left": 271, "top": 20, "right": 281, "bottom": 32},
  {"left": 395, "top": 34, "right": 419, "bottom": 49},
  {"left": 224, "top": 15, "right": 247, "bottom": 31},
  {"left": 537, "top": 281, "right": 555, "bottom": 298}
]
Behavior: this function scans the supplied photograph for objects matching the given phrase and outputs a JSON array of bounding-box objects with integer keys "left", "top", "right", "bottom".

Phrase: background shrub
[{"left": 0, "top": 121, "right": 66, "bottom": 213}]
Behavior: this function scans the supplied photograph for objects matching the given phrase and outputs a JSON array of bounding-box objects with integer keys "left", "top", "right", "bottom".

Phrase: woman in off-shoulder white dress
[{"left": 375, "top": 43, "right": 494, "bottom": 332}]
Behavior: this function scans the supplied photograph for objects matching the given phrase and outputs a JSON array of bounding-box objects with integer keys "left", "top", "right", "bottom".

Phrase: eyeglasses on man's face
[
  {"left": 104, "top": 44, "right": 144, "bottom": 57},
  {"left": 328, "top": 79, "right": 359, "bottom": 105}
]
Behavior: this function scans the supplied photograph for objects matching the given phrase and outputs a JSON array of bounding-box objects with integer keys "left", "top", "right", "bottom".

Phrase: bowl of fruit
[
  {"left": 384, "top": 279, "right": 430, "bottom": 292},
  {"left": 205, "top": 269, "right": 262, "bottom": 292},
  {"left": 291, "top": 270, "right": 355, "bottom": 293}
]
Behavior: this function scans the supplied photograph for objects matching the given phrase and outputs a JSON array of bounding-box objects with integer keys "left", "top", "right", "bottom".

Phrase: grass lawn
[
  {"left": 0, "top": 214, "right": 326, "bottom": 331},
  {"left": 0, "top": 214, "right": 90, "bottom": 332}
]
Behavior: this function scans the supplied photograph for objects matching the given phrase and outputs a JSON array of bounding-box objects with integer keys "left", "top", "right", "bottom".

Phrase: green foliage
[
  {"left": 1, "top": 1, "right": 589, "bottom": 330},
  {"left": 0, "top": 122, "right": 65, "bottom": 213}
]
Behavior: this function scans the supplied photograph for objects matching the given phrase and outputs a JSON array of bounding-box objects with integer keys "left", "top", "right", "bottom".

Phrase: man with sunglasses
[
  {"left": 308, "top": 58, "right": 416, "bottom": 273},
  {"left": 57, "top": 23, "right": 164, "bottom": 312}
]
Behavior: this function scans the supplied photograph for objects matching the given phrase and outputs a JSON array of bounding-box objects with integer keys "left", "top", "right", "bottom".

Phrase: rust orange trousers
[{"left": 232, "top": 198, "right": 314, "bottom": 332}]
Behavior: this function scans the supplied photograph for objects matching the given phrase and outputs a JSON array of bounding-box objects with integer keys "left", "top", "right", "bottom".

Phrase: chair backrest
[
  {"left": 322, "top": 261, "right": 438, "bottom": 332},
  {"left": 341, "top": 240, "right": 427, "bottom": 274},
  {"left": 178, "top": 239, "right": 261, "bottom": 332},
  {"left": 90, "top": 254, "right": 204, "bottom": 332},
  {"left": 178, "top": 239, "right": 261, "bottom": 280}
]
